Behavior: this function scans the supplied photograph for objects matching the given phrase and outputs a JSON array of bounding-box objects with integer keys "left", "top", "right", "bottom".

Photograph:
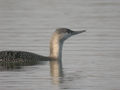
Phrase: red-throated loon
[{"left": 0, "top": 28, "right": 86, "bottom": 76}]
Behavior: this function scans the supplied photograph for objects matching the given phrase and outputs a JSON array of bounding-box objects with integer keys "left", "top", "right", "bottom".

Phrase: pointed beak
[{"left": 71, "top": 30, "right": 86, "bottom": 35}]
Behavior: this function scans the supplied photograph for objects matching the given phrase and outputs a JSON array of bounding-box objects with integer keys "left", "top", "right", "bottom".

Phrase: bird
[{"left": 0, "top": 28, "right": 86, "bottom": 76}]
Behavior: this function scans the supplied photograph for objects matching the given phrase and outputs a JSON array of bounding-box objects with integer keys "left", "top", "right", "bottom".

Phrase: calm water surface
[{"left": 0, "top": 0, "right": 120, "bottom": 90}]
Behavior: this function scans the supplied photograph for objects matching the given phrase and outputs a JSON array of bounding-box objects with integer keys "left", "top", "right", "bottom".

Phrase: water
[{"left": 0, "top": 0, "right": 120, "bottom": 90}]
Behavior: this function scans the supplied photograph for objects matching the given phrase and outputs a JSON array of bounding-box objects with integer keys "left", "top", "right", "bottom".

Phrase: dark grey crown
[{"left": 55, "top": 28, "right": 73, "bottom": 34}]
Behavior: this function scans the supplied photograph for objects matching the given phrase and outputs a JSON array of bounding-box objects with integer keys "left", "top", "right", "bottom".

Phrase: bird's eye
[{"left": 67, "top": 30, "right": 71, "bottom": 34}]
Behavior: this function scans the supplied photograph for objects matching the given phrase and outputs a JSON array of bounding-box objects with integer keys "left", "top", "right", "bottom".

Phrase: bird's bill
[{"left": 71, "top": 30, "right": 86, "bottom": 35}]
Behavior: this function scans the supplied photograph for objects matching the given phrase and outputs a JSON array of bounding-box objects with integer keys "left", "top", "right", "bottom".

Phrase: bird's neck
[
  {"left": 49, "top": 34, "right": 63, "bottom": 77},
  {"left": 50, "top": 37, "right": 63, "bottom": 60}
]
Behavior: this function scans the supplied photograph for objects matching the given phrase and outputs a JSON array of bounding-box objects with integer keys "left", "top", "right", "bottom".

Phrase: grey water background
[{"left": 0, "top": 0, "right": 120, "bottom": 90}]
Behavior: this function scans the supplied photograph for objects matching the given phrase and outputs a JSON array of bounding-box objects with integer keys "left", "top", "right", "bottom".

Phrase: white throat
[{"left": 50, "top": 34, "right": 63, "bottom": 60}]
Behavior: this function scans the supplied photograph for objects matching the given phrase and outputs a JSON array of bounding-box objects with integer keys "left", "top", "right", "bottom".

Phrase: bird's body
[
  {"left": 0, "top": 50, "right": 49, "bottom": 68},
  {"left": 0, "top": 28, "right": 86, "bottom": 76}
]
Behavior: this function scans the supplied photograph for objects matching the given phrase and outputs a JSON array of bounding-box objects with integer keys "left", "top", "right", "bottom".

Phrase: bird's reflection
[
  {"left": 51, "top": 76, "right": 65, "bottom": 85},
  {"left": 0, "top": 62, "right": 46, "bottom": 71},
  {"left": 0, "top": 51, "right": 64, "bottom": 78}
]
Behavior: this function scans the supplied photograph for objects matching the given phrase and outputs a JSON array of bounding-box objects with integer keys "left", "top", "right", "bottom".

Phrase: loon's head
[{"left": 54, "top": 28, "right": 86, "bottom": 42}]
